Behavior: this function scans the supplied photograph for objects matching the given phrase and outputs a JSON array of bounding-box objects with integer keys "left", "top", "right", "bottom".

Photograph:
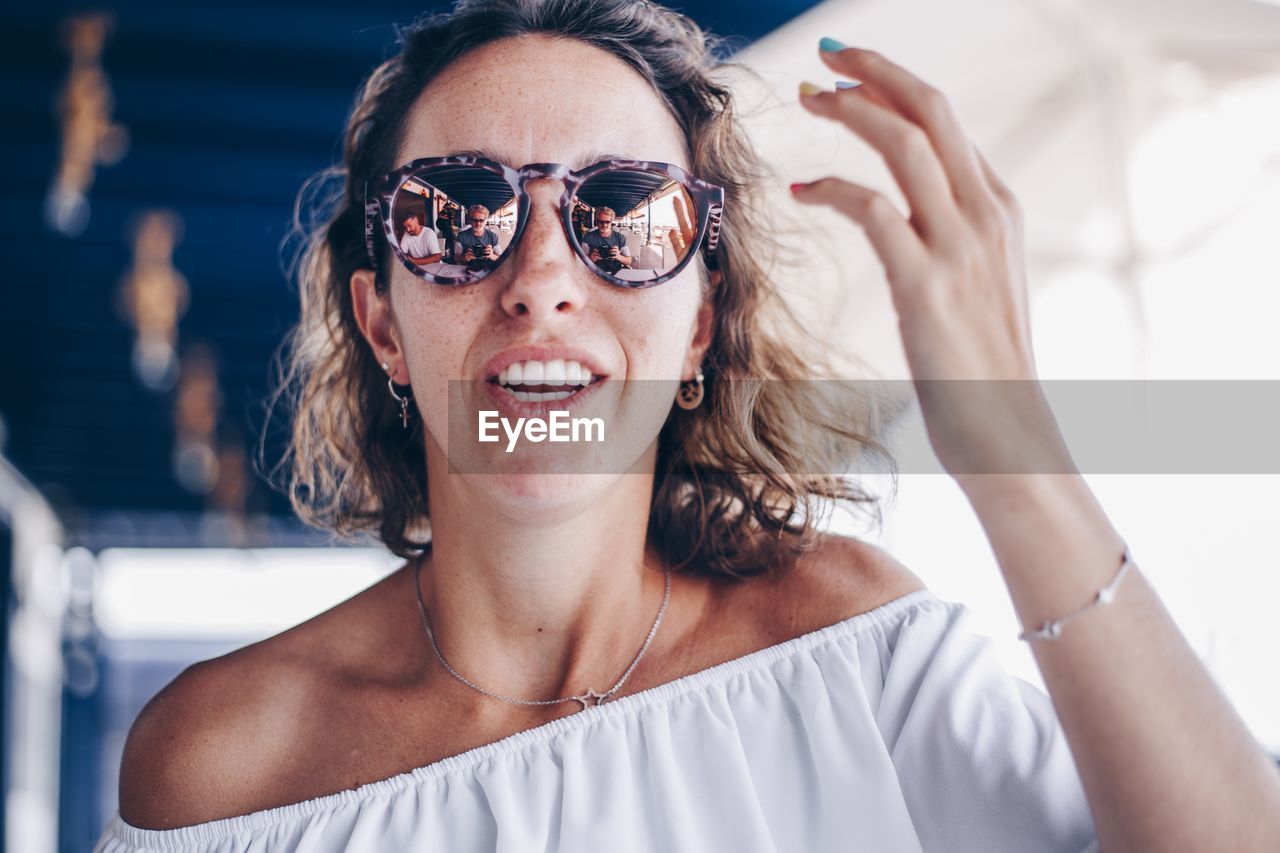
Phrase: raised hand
[
  {"left": 793, "top": 44, "right": 1057, "bottom": 478},
  {"left": 790, "top": 44, "right": 1280, "bottom": 853},
  {"left": 670, "top": 193, "right": 696, "bottom": 259}
]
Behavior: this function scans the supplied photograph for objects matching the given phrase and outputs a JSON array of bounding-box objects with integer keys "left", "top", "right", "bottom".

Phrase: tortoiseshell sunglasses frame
[{"left": 364, "top": 155, "right": 724, "bottom": 289}]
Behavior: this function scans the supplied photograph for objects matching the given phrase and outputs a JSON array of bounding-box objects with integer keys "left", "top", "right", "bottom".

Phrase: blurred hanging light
[
  {"left": 172, "top": 344, "right": 222, "bottom": 495},
  {"left": 169, "top": 347, "right": 252, "bottom": 541},
  {"left": 118, "top": 210, "right": 188, "bottom": 391},
  {"left": 204, "top": 440, "right": 252, "bottom": 546},
  {"left": 45, "top": 13, "right": 129, "bottom": 236}
]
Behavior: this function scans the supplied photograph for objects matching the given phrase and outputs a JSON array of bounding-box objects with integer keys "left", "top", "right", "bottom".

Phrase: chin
[
  {"left": 423, "top": 399, "right": 664, "bottom": 523},
  {"left": 448, "top": 439, "right": 660, "bottom": 524},
  {"left": 461, "top": 471, "right": 635, "bottom": 523}
]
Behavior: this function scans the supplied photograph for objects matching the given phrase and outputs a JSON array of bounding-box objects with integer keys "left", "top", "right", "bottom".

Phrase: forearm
[{"left": 961, "top": 473, "right": 1280, "bottom": 852}]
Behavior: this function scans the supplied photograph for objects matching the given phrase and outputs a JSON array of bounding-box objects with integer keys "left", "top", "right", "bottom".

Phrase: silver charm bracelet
[
  {"left": 413, "top": 558, "right": 672, "bottom": 711},
  {"left": 1018, "top": 546, "right": 1134, "bottom": 642}
]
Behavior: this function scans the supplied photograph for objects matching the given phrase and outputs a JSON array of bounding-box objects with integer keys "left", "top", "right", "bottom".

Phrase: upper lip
[{"left": 480, "top": 345, "right": 611, "bottom": 382}]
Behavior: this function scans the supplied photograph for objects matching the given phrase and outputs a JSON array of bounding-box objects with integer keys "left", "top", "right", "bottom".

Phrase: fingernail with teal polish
[
  {"left": 819, "top": 37, "right": 847, "bottom": 53},
  {"left": 835, "top": 80, "right": 862, "bottom": 90}
]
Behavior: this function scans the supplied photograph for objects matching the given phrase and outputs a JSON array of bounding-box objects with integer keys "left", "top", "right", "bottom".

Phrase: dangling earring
[
  {"left": 676, "top": 369, "right": 705, "bottom": 410},
  {"left": 383, "top": 363, "right": 413, "bottom": 429}
]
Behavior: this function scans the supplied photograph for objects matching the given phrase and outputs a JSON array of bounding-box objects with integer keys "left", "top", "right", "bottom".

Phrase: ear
[
  {"left": 350, "top": 269, "right": 405, "bottom": 381},
  {"left": 683, "top": 285, "right": 716, "bottom": 381}
]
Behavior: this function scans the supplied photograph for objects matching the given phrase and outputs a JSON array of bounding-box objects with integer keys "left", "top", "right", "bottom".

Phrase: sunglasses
[{"left": 364, "top": 155, "right": 724, "bottom": 288}]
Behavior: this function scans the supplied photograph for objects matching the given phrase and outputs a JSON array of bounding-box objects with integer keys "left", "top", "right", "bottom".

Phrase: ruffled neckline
[{"left": 109, "top": 588, "right": 943, "bottom": 845}]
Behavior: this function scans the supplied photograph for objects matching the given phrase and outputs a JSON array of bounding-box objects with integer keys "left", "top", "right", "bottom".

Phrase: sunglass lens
[
  {"left": 572, "top": 168, "right": 697, "bottom": 284},
  {"left": 391, "top": 164, "right": 517, "bottom": 283}
]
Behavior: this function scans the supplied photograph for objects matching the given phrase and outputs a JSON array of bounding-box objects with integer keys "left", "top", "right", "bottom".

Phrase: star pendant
[{"left": 573, "top": 689, "right": 608, "bottom": 711}]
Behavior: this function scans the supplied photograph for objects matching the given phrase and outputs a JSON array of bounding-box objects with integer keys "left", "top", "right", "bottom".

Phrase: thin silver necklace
[{"left": 412, "top": 558, "right": 672, "bottom": 712}]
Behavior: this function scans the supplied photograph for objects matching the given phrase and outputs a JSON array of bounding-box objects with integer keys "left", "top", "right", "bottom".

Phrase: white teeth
[
  {"left": 495, "top": 359, "right": 596, "bottom": 388},
  {"left": 503, "top": 388, "right": 575, "bottom": 402}
]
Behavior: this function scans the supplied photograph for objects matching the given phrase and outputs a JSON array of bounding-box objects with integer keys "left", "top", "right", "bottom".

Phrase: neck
[{"left": 417, "top": 446, "right": 668, "bottom": 707}]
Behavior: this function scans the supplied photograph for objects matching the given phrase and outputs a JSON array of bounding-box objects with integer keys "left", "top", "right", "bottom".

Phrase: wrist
[
  {"left": 956, "top": 471, "right": 1081, "bottom": 510},
  {"left": 957, "top": 472, "right": 1122, "bottom": 558}
]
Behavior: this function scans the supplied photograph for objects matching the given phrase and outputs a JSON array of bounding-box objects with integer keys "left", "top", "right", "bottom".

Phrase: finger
[
  {"left": 791, "top": 177, "right": 930, "bottom": 292},
  {"left": 670, "top": 206, "right": 690, "bottom": 255},
  {"left": 970, "top": 142, "right": 1021, "bottom": 225},
  {"left": 800, "top": 85, "right": 958, "bottom": 242},
  {"left": 671, "top": 228, "right": 687, "bottom": 256},
  {"left": 969, "top": 143, "right": 1030, "bottom": 329},
  {"left": 673, "top": 194, "right": 695, "bottom": 244},
  {"left": 819, "top": 46, "right": 998, "bottom": 222}
]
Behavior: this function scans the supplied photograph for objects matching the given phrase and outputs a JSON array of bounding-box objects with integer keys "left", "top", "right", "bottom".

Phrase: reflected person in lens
[
  {"left": 582, "top": 206, "right": 632, "bottom": 274},
  {"left": 435, "top": 204, "right": 457, "bottom": 261},
  {"left": 398, "top": 213, "right": 444, "bottom": 265},
  {"left": 455, "top": 204, "right": 501, "bottom": 270}
]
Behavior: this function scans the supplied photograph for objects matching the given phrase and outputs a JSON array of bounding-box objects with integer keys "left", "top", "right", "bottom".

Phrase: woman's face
[{"left": 356, "top": 35, "right": 714, "bottom": 517}]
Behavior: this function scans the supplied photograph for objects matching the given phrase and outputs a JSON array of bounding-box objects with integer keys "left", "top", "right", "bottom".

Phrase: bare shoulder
[
  {"left": 795, "top": 531, "right": 926, "bottom": 609},
  {"left": 740, "top": 532, "right": 927, "bottom": 640},
  {"left": 117, "top": 566, "right": 414, "bottom": 829},
  {"left": 117, "top": 634, "right": 321, "bottom": 828}
]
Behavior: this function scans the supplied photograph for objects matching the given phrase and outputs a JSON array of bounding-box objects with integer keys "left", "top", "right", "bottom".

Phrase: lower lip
[{"left": 479, "top": 378, "right": 607, "bottom": 419}]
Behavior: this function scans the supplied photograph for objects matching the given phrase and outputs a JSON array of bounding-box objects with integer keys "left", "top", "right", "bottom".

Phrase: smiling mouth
[
  {"left": 493, "top": 384, "right": 595, "bottom": 403},
  {"left": 488, "top": 358, "right": 604, "bottom": 403}
]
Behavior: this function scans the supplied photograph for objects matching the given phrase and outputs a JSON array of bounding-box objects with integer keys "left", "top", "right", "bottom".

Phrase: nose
[{"left": 497, "top": 178, "right": 588, "bottom": 321}]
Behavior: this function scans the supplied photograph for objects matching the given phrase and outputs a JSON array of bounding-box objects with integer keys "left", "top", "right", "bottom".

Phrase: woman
[{"left": 97, "top": 1, "right": 1280, "bottom": 850}]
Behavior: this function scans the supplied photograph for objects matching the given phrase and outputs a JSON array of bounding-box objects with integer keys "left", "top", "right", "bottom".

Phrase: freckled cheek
[
  {"left": 395, "top": 289, "right": 491, "bottom": 385},
  {"left": 610, "top": 292, "right": 699, "bottom": 378}
]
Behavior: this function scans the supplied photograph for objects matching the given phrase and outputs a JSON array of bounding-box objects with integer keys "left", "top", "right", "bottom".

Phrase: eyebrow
[{"left": 444, "top": 147, "right": 642, "bottom": 170}]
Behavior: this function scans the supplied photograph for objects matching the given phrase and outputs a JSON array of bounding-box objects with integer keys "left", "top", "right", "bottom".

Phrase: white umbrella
[{"left": 732, "top": 0, "right": 1280, "bottom": 379}]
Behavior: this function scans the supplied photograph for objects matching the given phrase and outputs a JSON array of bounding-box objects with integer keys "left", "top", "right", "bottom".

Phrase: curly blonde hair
[{"left": 271, "top": 0, "right": 888, "bottom": 577}]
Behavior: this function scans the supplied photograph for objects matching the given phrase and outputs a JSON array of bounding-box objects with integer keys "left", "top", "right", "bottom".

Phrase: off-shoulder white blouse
[{"left": 95, "top": 589, "right": 1100, "bottom": 852}]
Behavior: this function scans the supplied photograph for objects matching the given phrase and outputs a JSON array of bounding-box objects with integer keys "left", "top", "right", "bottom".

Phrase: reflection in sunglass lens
[
  {"left": 390, "top": 163, "right": 517, "bottom": 283},
  {"left": 389, "top": 163, "right": 698, "bottom": 285},
  {"left": 573, "top": 168, "right": 697, "bottom": 284}
]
